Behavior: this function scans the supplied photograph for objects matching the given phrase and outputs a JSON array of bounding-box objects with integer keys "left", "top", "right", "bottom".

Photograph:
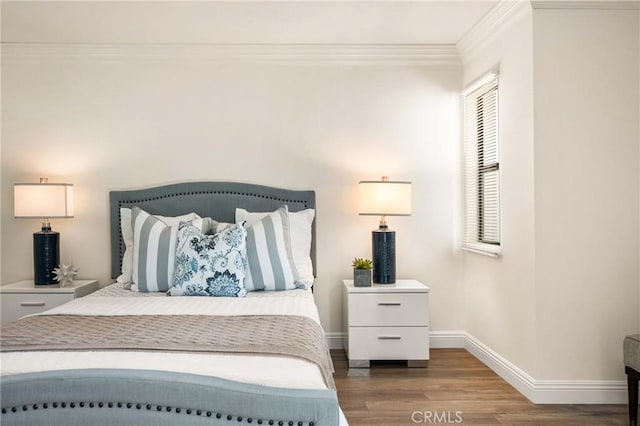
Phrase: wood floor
[{"left": 332, "top": 348, "right": 630, "bottom": 425}]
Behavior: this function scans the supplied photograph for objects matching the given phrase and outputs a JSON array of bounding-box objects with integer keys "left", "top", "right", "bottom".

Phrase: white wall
[
  {"left": 462, "top": 4, "right": 640, "bottom": 397},
  {"left": 1, "top": 52, "right": 464, "bottom": 335},
  {"left": 533, "top": 8, "right": 640, "bottom": 381},
  {"left": 462, "top": 7, "right": 537, "bottom": 377}
]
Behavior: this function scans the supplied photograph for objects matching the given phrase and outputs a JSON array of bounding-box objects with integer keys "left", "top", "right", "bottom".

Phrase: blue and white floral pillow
[{"left": 168, "top": 221, "right": 248, "bottom": 297}]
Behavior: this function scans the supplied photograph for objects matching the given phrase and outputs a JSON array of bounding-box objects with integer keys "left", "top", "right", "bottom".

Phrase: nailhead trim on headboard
[{"left": 0, "top": 401, "right": 316, "bottom": 425}]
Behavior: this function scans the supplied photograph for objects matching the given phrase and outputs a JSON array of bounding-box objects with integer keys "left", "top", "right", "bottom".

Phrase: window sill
[{"left": 462, "top": 242, "right": 501, "bottom": 258}]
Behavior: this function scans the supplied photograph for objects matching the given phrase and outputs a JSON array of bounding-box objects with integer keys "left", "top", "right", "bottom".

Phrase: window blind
[{"left": 463, "top": 74, "right": 500, "bottom": 254}]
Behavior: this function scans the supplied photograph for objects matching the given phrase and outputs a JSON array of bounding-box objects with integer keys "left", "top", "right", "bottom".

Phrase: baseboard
[
  {"left": 464, "top": 333, "right": 538, "bottom": 401},
  {"left": 326, "top": 332, "right": 345, "bottom": 350},
  {"left": 464, "top": 333, "right": 627, "bottom": 404},
  {"left": 330, "top": 330, "right": 628, "bottom": 403},
  {"left": 533, "top": 379, "right": 628, "bottom": 404},
  {"left": 430, "top": 331, "right": 466, "bottom": 348}
]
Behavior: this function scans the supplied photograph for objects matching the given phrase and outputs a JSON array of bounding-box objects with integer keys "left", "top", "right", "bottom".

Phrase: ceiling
[{"left": 1, "top": 1, "right": 499, "bottom": 45}]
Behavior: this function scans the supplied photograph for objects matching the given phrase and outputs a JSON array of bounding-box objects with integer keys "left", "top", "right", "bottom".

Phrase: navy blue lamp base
[
  {"left": 34, "top": 230, "right": 60, "bottom": 285},
  {"left": 372, "top": 228, "right": 395, "bottom": 284}
]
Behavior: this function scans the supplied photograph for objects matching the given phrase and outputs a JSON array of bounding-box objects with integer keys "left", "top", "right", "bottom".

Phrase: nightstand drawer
[
  {"left": 1, "top": 293, "right": 74, "bottom": 325},
  {"left": 348, "top": 326, "right": 429, "bottom": 360},
  {"left": 348, "top": 293, "right": 428, "bottom": 327}
]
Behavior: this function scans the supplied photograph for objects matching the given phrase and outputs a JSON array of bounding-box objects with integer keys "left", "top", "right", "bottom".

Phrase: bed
[{"left": 0, "top": 182, "right": 345, "bottom": 426}]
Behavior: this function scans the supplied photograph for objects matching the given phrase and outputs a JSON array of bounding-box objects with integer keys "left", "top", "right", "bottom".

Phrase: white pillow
[
  {"left": 116, "top": 207, "right": 200, "bottom": 284},
  {"left": 236, "top": 207, "right": 315, "bottom": 288}
]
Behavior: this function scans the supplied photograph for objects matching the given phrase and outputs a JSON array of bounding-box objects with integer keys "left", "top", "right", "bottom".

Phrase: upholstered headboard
[{"left": 109, "top": 182, "right": 316, "bottom": 280}]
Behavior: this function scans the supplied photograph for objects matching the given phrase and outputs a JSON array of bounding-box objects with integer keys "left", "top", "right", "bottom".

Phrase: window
[{"left": 463, "top": 73, "right": 500, "bottom": 256}]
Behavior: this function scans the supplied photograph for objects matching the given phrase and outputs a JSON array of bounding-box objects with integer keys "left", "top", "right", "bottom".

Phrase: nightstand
[
  {"left": 342, "top": 279, "right": 430, "bottom": 368},
  {"left": 0, "top": 280, "right": 99, "bottom": 326}
]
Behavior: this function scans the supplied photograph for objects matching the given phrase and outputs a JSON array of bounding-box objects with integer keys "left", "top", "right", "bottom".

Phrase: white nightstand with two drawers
[
  {"left": 342, "top": 279, "right": 430, "bottom": 368},
  {"left": 0, "top": 279, "right": 98, "bottom": 326}
]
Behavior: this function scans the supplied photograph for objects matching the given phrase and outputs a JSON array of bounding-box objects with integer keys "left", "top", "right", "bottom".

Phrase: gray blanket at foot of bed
[{"left": 1, "top": 368, "right": 338, "bottom": 426}]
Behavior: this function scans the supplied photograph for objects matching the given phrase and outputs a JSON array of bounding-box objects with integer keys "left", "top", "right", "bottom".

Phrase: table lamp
[
  {"left": 359, "top": 176, "right": 411, "bottom": 284},
  {"left": 14, "top": 178, "right": 74, "bottom": 285}
]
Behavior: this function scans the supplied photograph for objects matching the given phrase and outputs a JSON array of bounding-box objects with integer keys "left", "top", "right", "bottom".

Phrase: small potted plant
[{"left": 352, "top": 257, "right": 373, "bottom": 287}]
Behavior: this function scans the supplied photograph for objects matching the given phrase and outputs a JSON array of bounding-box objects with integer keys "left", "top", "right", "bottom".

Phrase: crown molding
[
  {"left": 531, "top": 1, "right": 640, "bottom": 9},
  {"left": 1, "top": 43, "right": 461, "bottom": 66},
  {"left": 456, "top": 0, "right": 532, "bottom": 64},
  {"left": 457, "top": 0, "right": 637, "bottom": 62}
]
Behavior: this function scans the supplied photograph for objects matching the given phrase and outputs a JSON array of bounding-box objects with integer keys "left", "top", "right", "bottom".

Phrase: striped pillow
[
  {"left": 236, "top": 207, "right": 315, "bottom": 289},
  {"left": 131, "top": 207, "right": 204, "bottom": 292},
  {"left": 116, "top": 208, "right": 200, "bottom": 285},
  {"left": 243, "top": 205, "right": 299, "bottom": 291}
]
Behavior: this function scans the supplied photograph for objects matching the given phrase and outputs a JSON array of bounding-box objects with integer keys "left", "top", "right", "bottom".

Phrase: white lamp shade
[
  {"left": 359, "top": 180, "right": 412, "bottom": 216},
  {"left": 14, "top": 183, "right": 74, "bottom": 218}
]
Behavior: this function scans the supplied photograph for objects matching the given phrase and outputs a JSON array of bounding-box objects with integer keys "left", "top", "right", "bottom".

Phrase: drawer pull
[
  {"left": 377, "top": 302, "right": 401, "bottom": 306},
  {"left": 20, "top": 302, "right": 46, "bottom": 307},
  {"left": 378, "top": 336, "right": 401, "bottom": 340}
]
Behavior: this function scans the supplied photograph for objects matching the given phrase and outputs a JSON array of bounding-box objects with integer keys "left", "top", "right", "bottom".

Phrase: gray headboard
[{"left": 109, "top": 182, "right": 316, "bottom": 280}]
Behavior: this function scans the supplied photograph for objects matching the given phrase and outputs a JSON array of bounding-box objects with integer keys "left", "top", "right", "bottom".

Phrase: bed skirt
[{"left": 1, "top": 368, "right": 339, "bottom": 426}]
